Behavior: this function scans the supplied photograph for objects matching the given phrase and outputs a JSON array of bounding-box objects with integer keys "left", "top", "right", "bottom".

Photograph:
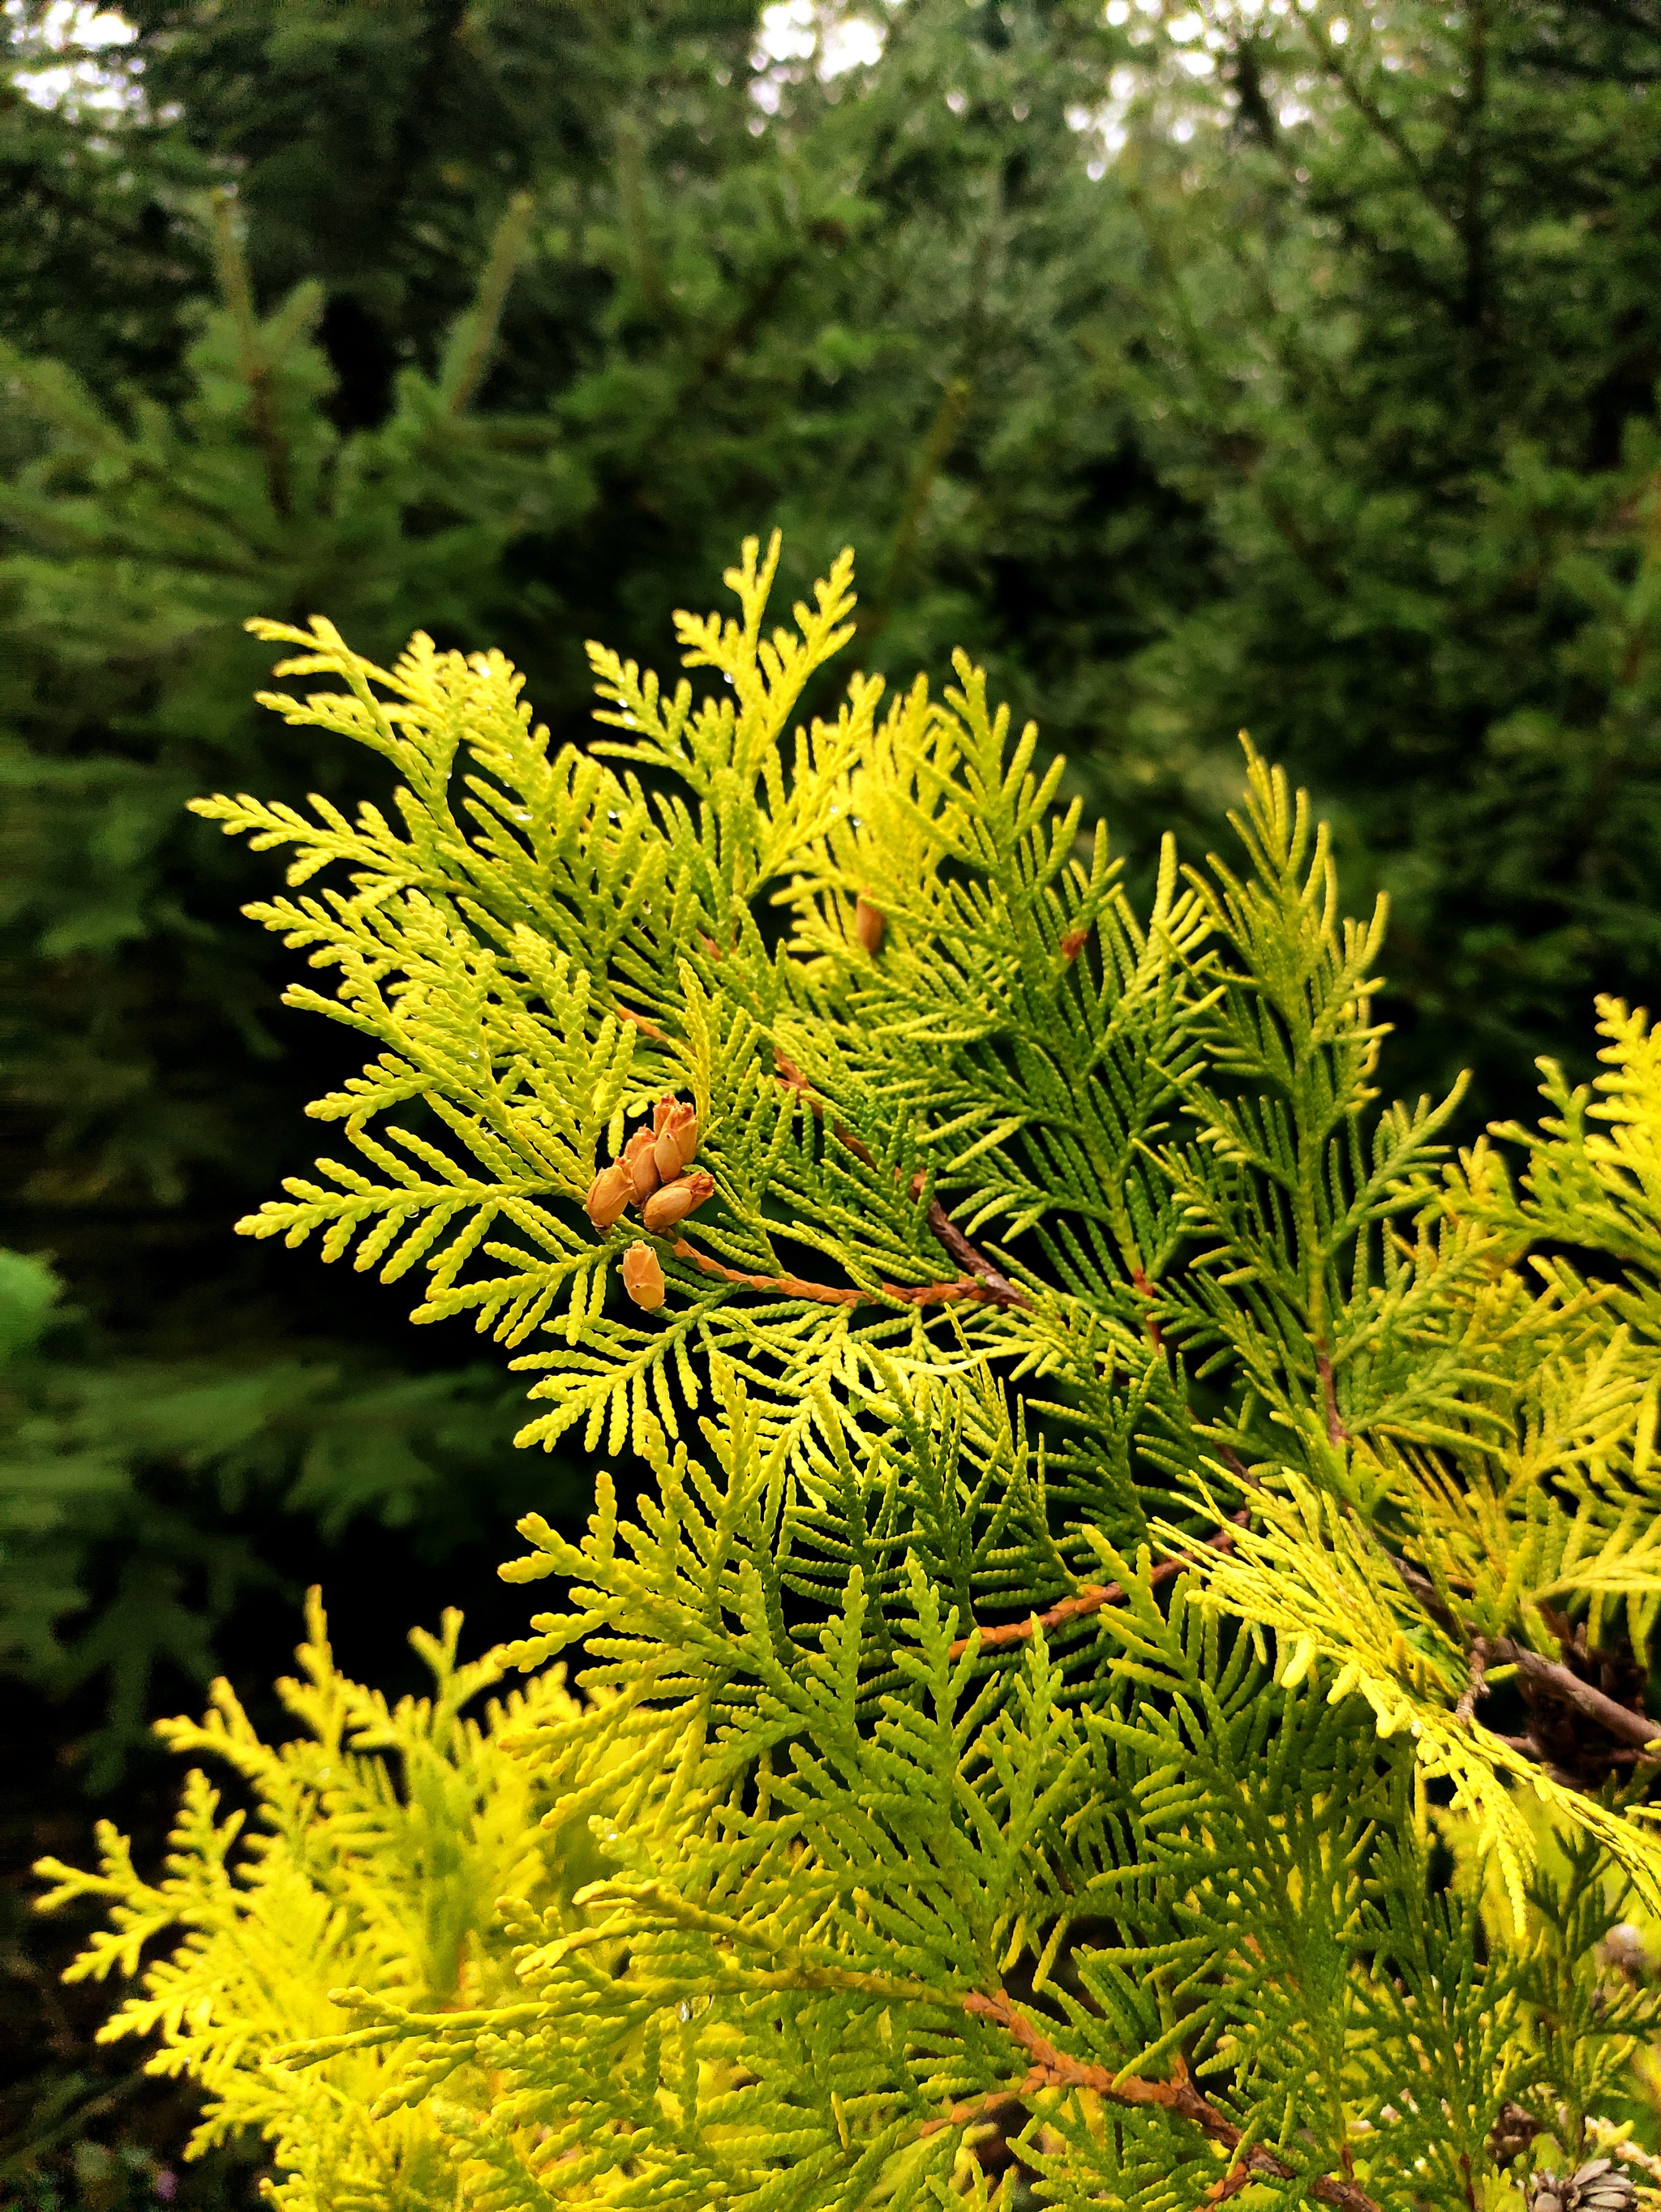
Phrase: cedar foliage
[
  {"left": 37, "top": 1593, "right": 589, "bottom": 2212},
  {"left": 41, "top": 540, "right": 1661, "bottom": 2211},
  {"left": 2, "top": 0, "right": 1161, "bottom": 1732},
  {"left": 7, "top": 0, "right": 1661, "bottom": 1740}
]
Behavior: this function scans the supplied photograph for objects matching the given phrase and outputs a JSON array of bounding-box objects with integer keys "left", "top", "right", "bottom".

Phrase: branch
[
  {"left": 671, "top": 1240, "right": 1005, "bottom": 1311},
  {"left": 947, "top": 1514, "right": 1250, "bottom": 1662},
  {"left": 1299, "top": 18, "right": 1456, "bottom": 234},
  {"left": 1459, "top": 0, "right": 1491, "bottom": 334},
  {"left": 918, "top": 2087, "right": 1029, "bottom": 2141},
  {"left": 614, "top": 115, "right": 679, "bottom": 325},
  {"left": 960, "top": 1992, "right": 1381, "bottom": 2212},
  {"left": 1131, "top": 1262, "right": 1165, "bottom": 1352},
  {"left": 776, "top": 1052, "right": 1032, "bottom": 1310},
  {"left": 439, "top": 190, "right": 536, "bottom": 414},
  {"left": 1316, "top": 1344, "right": 1347, "bottom": 1445},
  {"left": 1485, "top": 1635, "right": 1661, "bottom": 1756},
  {"left": 921, "top": 1186, "right": 1029, "bottom": 1310},
  {"left": 858, "top": 375, "right": 973, "bottom": 643},
  {"left": 1229, "top": 32, "right": 1283, "bottom": 150},
  {"left": 210, "top": 192, "right": 293, "bottom": 520},
  {"left": 1388, "top": 1557, "right": 1661, "bottom": 1756},
  {"left": 1454, "top": 1638, "right": 1487, "bottom": 1725}
]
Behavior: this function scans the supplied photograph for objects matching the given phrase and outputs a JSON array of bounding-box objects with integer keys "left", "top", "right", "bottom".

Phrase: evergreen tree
[
  {"left": 1082, "top": 0, "right": 1661, "bottom": 1112},
  {"left": 0, "top": 57, "right": 205, "bottom": 407},
  {"left": 41, "top": 538, "right": 1661, "bottom": 2211},
  {"left": 0, "top": 186, "right": 581, "bottom": 1749},
  {"left": 8, "top": 0, "right": 1661, "bottom": 2193}
]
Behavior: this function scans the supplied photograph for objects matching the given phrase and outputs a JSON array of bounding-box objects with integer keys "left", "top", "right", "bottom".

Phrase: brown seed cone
[
  {"left": 642, "top": 1170, "right": 716, "bottom": 1237},
  {"left": 1486, "top": 2101, "right": 1541, "bottom": 2168},
  {"left": 1600, "top": 1923, "right": 1650, "bottom": 1981},
  {"left": 651, "top": 1096, "right": 698, "bottom": 1178},
  {"left": 585, "top": 1162, "right": 633, "bottom": 1230},
  {"left": 620, "top": 1241, "right": 666, "bottom": 1311},
  {"left": 622, "top": 1127, "right": 661, "bottom": 1203},
  {"left": 855, "top": 896, "right": 885, "bottom": 956}
]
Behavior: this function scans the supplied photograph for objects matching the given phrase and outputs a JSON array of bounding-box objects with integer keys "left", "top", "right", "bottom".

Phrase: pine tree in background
[
  {"left": 0, "top": 54, "right": 204, "bottom": 405},
  {"left": 1075, "top": 0, "right": 1661, "bottom": 1112},
  {"left": 0, "top": 183, "right": 586, "bottom": 1754},
  {"left": 40, "top": 538, "right": 1661, "bottom": 2212}
]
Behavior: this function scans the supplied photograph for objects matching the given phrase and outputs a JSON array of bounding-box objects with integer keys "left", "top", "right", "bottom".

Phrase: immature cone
[
  {"left": 1527, "top": 2160, "right": 1638, "bottom": 2212},
  {"left": 619, "top": 1241, "right": 665, "bottom": 1312},
  {"left": 642, "top": 1169, "right": 715, "bottom": 1237},
  {"left": 1486, "top": 2102, "right": 1541, "bottom": 2168},
  {"left": 651, "top": 1095, "right": 698, "bottom": 1181},
  {"left": 854, "top": 896, "right": 885, "bottom": 956},
  {"left": 1599, "top": 1922, "right": 1650, "bottom": 1981},
  {"left": 585, "top": 1161, "right": 633, "bottom": 1230},
  {"left": 1059, "top": 924, "right": 1088, "bottom": 962},
  {"left": 622, "top": 1126, "right": 661, "bottom": 1204}
]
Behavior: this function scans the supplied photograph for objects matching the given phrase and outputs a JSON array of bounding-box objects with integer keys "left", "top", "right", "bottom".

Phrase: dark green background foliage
[{"left": 2, "top": 0, "right": 1660, "bottom": 2187}]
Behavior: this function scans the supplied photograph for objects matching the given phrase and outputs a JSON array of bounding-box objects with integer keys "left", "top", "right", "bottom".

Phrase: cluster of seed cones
[{"left": 585, "top": 1095, "right": 713, "bottom": 1311}]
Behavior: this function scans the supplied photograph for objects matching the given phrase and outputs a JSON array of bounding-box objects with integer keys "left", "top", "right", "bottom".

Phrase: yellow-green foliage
[
  {"left": 36, "top": 1595, "right": 587, "bottom": 2212},
  {"left": 39, "top": 543, "right": 1661, "bottom": 2210}
]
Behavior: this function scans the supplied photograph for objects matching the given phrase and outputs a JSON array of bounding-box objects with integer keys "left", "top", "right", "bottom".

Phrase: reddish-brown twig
[
  {"left": 947, "top": 1512, "right": 1251, "bottom": 1661},
  {"left": 776, "top": 1051, "right": 1031, "bottom": 1310},
  {"left": 956, "top": 1992, "right": 1380, "bottom": 2212},
  {"left": 918, "top": 2087, "right": 1031, "bottom": 2141},
  {"left": 1315, "top": 1344, "right": 1347, "bottom": 1446},
  {"left": 669, "top": 1239, "right": 1005, "bottom": 1310},
  {"left": 1131, "top": 1262, "right": 1165, "bottom": 1353}
]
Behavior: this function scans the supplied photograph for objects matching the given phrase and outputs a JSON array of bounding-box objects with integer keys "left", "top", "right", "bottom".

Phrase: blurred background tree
[{"left": 2, "top": 0, "right": 1659, "bottom": 2194}]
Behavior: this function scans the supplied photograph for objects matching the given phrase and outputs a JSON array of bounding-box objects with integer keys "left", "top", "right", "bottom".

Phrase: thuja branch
[
  {"left": 671, "top": 1239, "right": 1002, "bottom": 1310},
  {"left": 1390, "top": 1557, "right": 1661, "bottom": 1758},
  {"left": 948, "top": 1513, "right": 1250, "bottom": 1661},
  {"left": 959, "top": 1992, "right": 1382, "bottom": 2212},
  {"left": 775, "top": 1052, "right": 1031, "bottom": 1310}
]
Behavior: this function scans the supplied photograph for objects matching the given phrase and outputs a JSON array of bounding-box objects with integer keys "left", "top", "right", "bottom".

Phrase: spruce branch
[
  {"left": 438, "top": 190, "right": 537, "bottom": 414},
  {"left": 858, "top": 375, "right": 974, "bottom": 644},
  {"left": 209, "top": 190, "right": 294, "bottom": 520}
]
